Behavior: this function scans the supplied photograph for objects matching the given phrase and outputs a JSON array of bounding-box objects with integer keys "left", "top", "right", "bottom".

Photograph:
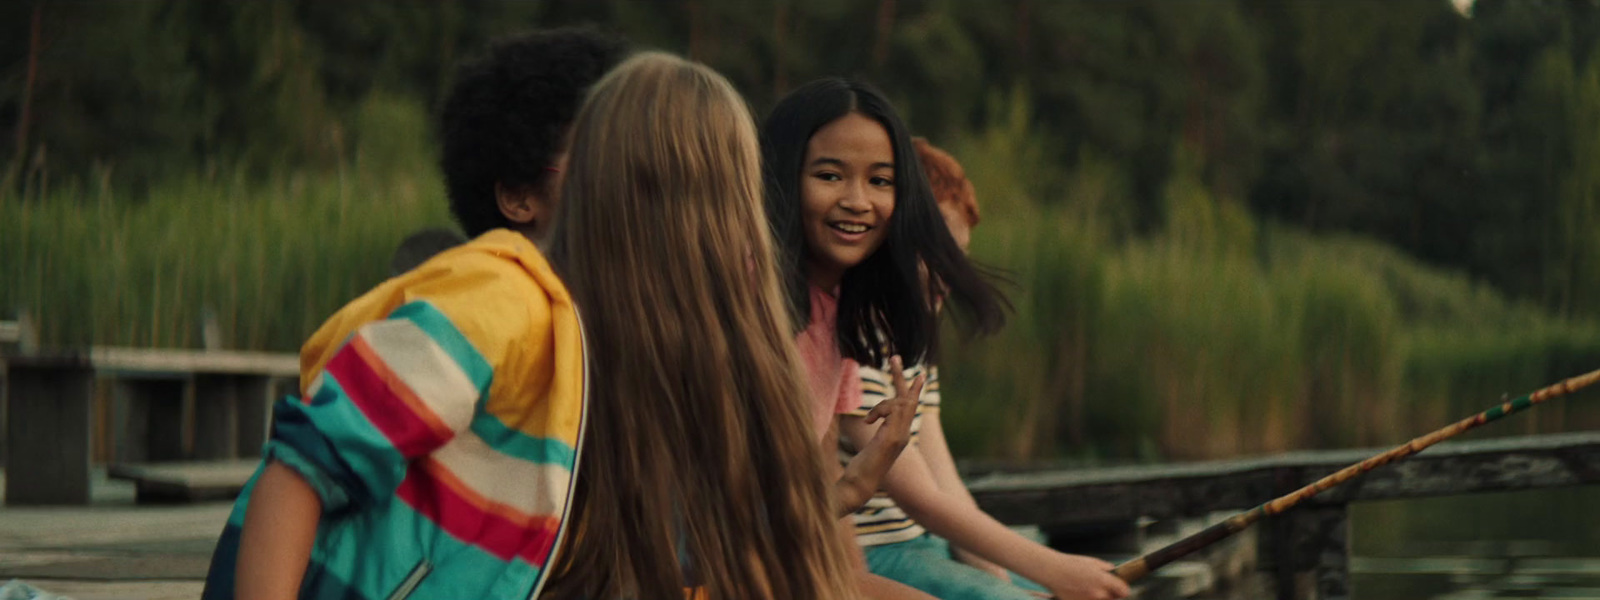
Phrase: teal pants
[{"left": 863, "top": 535, "right": 1049, "bottom": 600}]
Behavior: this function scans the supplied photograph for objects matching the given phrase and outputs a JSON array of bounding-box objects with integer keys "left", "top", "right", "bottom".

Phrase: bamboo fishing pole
[{"left": 1111, "top": 366, "right": 1600, "bottom": 583}]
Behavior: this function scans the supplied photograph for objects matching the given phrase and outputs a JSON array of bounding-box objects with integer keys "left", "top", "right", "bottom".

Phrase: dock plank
[
  {"left": 968, "top": 431, "right": 1600, "bottom": 528},
  {"left": 89, "top": 347, "right": 298, "bottom": 378},
  {"left": 107, "top": 460, "right": 259, "bottom": 504}
]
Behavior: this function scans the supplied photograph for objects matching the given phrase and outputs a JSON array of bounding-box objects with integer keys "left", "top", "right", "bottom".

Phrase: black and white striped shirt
[{"left": 839, "top": 361, "right": 941, "bottom": 546}]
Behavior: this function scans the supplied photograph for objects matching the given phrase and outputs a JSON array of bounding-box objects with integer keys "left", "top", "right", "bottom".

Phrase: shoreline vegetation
[
  {"left": 5, "top": 97, "right": 1598, "bottom": 464},
  {"left": 8, "top": 1, "right": 1600, "bottom": 463}
]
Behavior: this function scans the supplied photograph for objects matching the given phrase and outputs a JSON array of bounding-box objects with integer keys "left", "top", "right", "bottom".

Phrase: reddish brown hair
[{"left": 912, "top": 137, "right": 979, "bottom": 229}]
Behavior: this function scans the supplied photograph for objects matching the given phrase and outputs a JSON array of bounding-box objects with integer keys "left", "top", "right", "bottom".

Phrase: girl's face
[{"left": 799, "top": 112, "right": 896, "bottom": 289}]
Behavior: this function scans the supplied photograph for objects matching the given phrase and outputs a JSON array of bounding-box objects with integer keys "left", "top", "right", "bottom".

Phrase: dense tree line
[{"left": 4, "top": 0, "right": 1600, "bottom": 317}]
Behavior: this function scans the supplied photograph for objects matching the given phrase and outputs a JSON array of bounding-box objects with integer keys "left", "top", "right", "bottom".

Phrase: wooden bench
[
  {"left": 2, "top": 347, "right": 297, "bottom": 505},
  {"left": 966, "top": 431, "right": 1600, "bottom": 600},
  {"left": 105, "top": 459, "right": 263, "bottom": 503},
  {"left": 0, "top": 316, "right": 34, "bottom": 472}
]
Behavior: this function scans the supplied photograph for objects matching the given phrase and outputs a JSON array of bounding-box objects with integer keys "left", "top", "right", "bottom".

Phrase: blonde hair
[{"left": 545, "top": 52, "right": 861, "bottom": 600}]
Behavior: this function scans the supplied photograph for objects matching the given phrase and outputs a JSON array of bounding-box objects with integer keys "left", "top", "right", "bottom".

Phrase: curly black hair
[{"left": 439, "top": 28, "right": 628, "bottom": 237}]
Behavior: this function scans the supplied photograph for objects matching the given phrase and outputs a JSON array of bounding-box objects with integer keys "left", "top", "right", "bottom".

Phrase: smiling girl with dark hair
[
  {"left": 763, "top": 79, "right": 1126, "bottom": 600},
  {"left": 762, "top": 79, "right": 1006, "bottom": 372}
]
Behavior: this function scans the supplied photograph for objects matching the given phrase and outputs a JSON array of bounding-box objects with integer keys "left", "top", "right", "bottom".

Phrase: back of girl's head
[
  {"left": 545, "top": 52, "right": 860, "bottom": 600},
  {"left": 762, "top": 78, "right": 1007, "bottom": 367},
  {"left": 438, "top": 27, "right": 627, "bottom": 237}
]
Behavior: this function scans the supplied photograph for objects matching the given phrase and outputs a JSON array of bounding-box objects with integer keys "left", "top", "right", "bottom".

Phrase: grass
[
  {"left": 5, "top": 93, "right": 1598, "bottom": 462},
  {"left": 937, "top": 111, "right": 1600, "bottom": 461},
  {"left": 1, "top": 168, "right": 452, "bottom": 351},
  {"left": 0, "top": 95, "right": 453, "bottom": 352}
]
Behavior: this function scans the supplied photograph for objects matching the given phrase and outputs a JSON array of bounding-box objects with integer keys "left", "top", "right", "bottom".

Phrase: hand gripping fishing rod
[{"left": 1112, "top": 366, "right": 1600, "bottom": 583}]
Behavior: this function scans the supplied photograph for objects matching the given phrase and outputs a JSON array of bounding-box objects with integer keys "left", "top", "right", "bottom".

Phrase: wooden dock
[
  {"left": 967, "top": 431, "right": 1600, "bottom": 600},
  {"left": 0, "top": 437, "right": 1596, "bottom": 600},
  {"left": 2, "top": 346, "right": 297, "bottom": 506},
  {"left": 0, "top": 468, "right": 225, "bottom": 600},
  {"left": 3, "top": 340, "right": 1598, "bottom": 600}
]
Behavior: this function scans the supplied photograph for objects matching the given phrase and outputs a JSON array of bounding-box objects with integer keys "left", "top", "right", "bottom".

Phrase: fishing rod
[{"left": 1112, "top": 366, "right": 1600, "bottom": 583}]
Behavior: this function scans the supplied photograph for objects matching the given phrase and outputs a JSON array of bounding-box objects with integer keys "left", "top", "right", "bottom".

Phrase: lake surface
[{"left": 1349, "top": 486, "right": 1600, "bottom": 599}]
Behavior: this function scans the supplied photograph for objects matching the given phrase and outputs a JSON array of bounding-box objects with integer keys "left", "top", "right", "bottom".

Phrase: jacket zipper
[
  {"left": 526, "top": 306, "right": 592, "bottom": 600},
  {"left": 386, "top": 559, "right": 433, "bottom": 600}
]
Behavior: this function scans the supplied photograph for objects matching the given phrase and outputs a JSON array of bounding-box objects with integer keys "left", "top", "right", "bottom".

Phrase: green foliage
[
  {"left": 8, "top": 1, "right": 1600, "bottom": 463},
  {"left": 8, "top": 0, "right": 1600, "bottom": 319},
  {"left": 1, "top": 0, "right": 551, "bottom": 191},
  {"left": 1540, "top": 48, "right": 1600, "bottom": 317},
  {"left": 0, "top": 97, "right": 452, "bottom": 351},
  {"left": 2, "top": 2, "right": 213, "bottom": 190},
  {"left": 1247, "top": 0, "right": 1483, "bottom": 269},
  {"left": 352, "top": 92, "right": 433, "bottom": 175},
  {"left": 940, "top": 109, "right": 1600, "bottom": 461}
]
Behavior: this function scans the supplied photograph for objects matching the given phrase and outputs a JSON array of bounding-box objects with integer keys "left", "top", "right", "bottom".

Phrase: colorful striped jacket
[{"left": 202, "top": 229, "right": 589, "bottom": 600}]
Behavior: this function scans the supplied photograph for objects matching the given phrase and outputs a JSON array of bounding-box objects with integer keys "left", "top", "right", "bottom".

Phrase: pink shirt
[{"left": 794, "top": 285, "right": 863, "bottom": 440}]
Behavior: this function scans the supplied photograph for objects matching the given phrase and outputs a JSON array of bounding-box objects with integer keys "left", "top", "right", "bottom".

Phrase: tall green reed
[
  {"left": 939, "top": 98, "right": 1600, "bottom": 461},
  {"left": 0, "top": 95, "right": 453, "bottom": 352},
  {"left": 5, "top": 90, "right": 1597, "bottom": 462}
]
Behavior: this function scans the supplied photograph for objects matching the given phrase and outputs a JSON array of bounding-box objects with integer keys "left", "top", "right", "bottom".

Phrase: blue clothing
[{"left": 863, "top": 534, "right": 1049, "bottom": 600}]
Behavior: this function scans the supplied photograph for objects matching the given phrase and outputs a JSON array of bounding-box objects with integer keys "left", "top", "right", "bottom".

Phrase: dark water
[{"left": 1349, "top": 486, "right": 1600, "bottom": 599}]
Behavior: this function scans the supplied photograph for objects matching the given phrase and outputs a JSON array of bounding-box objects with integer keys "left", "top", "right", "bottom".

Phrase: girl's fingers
[
  {"left": 906, "top": 374, "right": 925, "bottom": 402},
  {"left": 865, "top": 376, "right": 919, "bottom": 425},
  {"left": 888, "top": 355, "right": 908, "bottom": 393},
  {"left": 864, "top": 400, "right": 894, "bottom": 424},
  {"left": 887, "top": 376, "right": 921, "bottom": 421},
  {"left": 1107, "top": 576, "right": 1130, "bottom": 597},
  {"left": 865, "top": 355, "right": 922, "bottom": 427}
]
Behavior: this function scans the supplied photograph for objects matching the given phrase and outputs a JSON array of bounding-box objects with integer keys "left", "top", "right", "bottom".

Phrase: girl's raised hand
[
  {"left": 865, "top": 355, "right": 922, "bottom": 431},
  {"left": 836, "top": 355, "right": 923, "bottom": 514}
]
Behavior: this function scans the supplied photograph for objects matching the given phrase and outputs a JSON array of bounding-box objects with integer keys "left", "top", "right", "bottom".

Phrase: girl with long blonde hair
[{"left": 544, "top": 52, "right": 862, "bottom": 600}]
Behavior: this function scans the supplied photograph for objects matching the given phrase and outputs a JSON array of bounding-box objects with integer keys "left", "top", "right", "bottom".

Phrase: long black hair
[{"left": 761, "top": 78, "right": 1008, "bottom": 366}]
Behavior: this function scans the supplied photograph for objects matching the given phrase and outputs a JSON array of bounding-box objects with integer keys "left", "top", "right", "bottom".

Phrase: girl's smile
[
  {"left": 801, "top": 111, "right": 896, "bottom": 289},
  {"left": 825, "top": 219, "right": 874, "bottom": 242}
]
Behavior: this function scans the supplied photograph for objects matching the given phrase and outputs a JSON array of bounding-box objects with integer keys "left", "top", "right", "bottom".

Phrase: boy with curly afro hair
[
  {"left": 439, "top": 27, "right": 629, "bottom": 239},
  {"left": 201, "top": 28, "right": 630, "bottom": 600}
]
